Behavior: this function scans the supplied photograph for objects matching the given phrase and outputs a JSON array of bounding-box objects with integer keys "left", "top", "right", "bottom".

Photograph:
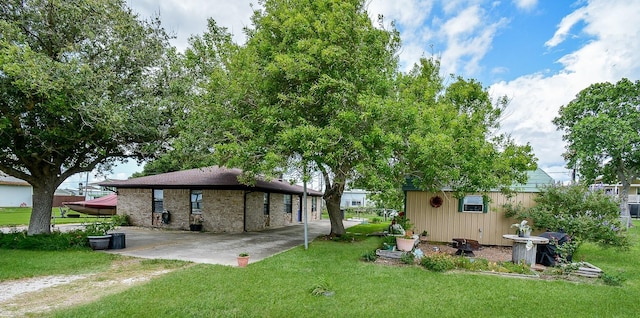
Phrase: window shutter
[
  {"left": 458, "top": 197, "right": 464, "bottom": 212},
  {"left": 483, "top": 196, "right": 489, "bottom": 213}
]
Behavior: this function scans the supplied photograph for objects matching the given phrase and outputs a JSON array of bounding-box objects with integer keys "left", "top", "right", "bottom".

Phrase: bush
[
  {"left": 112, "top": 214, "right": 131, "bottom": 226},
  {"left": 0, "top": 229, "right": 89, "bottom": 250},
  {"left": 361, "top": 250, "right": 377, "bottom": 262},
  {"left": 420, "top": 252, "right": 455, "bottom": 272},
  {"left": 601, "top": 272, "right": 626, "bottom": 286},
  {"left": 400, "top": 252, "right": 415, "bottom": 265},
  {"left": 370, "top": 217, "right": 382, "bottom": 224},
  {"left": 503, "top": 184, "right": 629, "bottom": 248}
]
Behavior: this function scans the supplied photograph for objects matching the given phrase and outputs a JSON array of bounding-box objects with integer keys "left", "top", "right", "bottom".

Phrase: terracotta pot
[
  {"left": 237, "top": 256, "right": 249, "bottom": 267},
  {"left": 396, "top": 237, "right": 415, "bottom": 252}
]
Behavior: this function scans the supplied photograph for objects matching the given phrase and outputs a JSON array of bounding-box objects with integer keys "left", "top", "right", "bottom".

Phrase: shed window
[
  {"left": 152, "top": 189, "right": 164, "bottom": 212},
  {"left": 458, "top": 195, "right": 488, "bottom": 213},
  {"left": 284, "top": 194, "right": 292, "bottom": 214},
  {"left": 191, "top": 190, "right": 203, "bottom": 214},
  {"left": 311, "top": 197, "right": 317, "bottom": 212}
]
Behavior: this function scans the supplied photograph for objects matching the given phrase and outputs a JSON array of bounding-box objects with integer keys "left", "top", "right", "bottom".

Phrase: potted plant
[
  {"left": 511, "top": 220, "right": 532, "bottom": 237},
  {"left": 419, "top": 230, "right": 429, "bottom": 242},
  {"left": 396, "top": 234, "right": 416, "bottom": 252},
  {"left": 382, "top": 235, "right": 396, "bottom": 250},
  {"left": 84, "top": 220, "right": 116, "bottom": 250},
  {"left": 190, "top": 214, "right": 203, "bottom": 231},
  {"left": 237, "top": 252, "right": 250, "bottom": 267}
]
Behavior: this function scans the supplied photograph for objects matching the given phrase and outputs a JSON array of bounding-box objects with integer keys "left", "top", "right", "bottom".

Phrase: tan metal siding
[{"left": 406, "top": 191, "right": 539, "bottom": 246}]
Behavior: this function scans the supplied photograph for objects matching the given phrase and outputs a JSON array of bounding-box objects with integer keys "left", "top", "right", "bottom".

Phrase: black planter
[{"left": 189, "top": 224, "right": 203, "bottom": 231}]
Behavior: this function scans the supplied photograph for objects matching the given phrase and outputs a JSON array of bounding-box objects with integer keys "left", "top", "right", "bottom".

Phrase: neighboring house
[
  {"left": 340, "top": 189, "right": 371, "bottom": 209},
  {"left": 0, "top": 172, "right": 32, "bottom": 207},
  {"left": 590, "top": 178, "right": 640, "bottom": 218},
  {"left": 403, "top": 169, "right": 554, "bottom": 246},
  {"left": 98, "top": 166, "right": 324, "bottom": 233}
]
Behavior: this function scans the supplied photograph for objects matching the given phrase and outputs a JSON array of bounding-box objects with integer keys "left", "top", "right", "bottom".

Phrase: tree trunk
[
  {"left": 28, "top": 182, "right": 57, "bottom": 235},
  {"left": 620, "top": 182, "right": 632, "bottom": 228},
  {"left": 325, "top": 194, "right": 346, "bottom": 236}
]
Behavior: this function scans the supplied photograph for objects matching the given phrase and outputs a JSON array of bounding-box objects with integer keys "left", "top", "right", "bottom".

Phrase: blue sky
[{"left": 60, "top": 0, "right": 640, "bottom": 189}]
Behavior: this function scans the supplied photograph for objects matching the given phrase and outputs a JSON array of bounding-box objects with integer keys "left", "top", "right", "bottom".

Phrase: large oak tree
[
  {"left": 0, "top": 0, "right": 175, "bottom": 234},
  {"left": 161, "top": 0, "right": 536, "bottom": 236},
  {"left": 554, "top": 78, "right": 640, "bottom": 227}
]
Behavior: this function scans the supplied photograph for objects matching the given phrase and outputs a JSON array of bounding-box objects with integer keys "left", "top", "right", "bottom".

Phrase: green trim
[{"left": 483, "top": 196, "right": 489, "bottom": 213}]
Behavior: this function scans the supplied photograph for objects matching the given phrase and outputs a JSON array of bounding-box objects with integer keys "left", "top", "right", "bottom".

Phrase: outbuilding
[{"left": 403, "top": 168, "right": 554, "bottom": 246}]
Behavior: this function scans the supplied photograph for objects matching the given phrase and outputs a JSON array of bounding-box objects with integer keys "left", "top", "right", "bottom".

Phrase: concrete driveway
[{"left": 103, "top": 219, "right": 361, "bottom": 266}]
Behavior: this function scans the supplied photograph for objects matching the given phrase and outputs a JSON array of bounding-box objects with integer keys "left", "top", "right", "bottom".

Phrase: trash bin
[{"left": 109, "top": 232, "right": 126, "bottom": 249}]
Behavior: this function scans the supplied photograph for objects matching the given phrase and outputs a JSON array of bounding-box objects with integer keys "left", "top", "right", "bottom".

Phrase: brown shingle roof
[{"left": 98, "top": 166, "right": 323, "bottom": 196}]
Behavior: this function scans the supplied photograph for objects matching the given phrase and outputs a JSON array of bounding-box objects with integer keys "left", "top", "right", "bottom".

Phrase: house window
[
  {"left": 284, "top": 194, "right": 292, "bottom": 214},
  {"left": 458, "top": 195, "right": 487, "bottom": 213},
  {"left": 311, "top": 197, "right": 317, "bottom": 212},
  {"left": 191, "top": 190, "right": 203, "bottom": 214},
  {"left": 351, "top": 200, "right": 362, "bottom": 206},
  {"left": 264, "top": 193, "right": 270, "bottom": 215},
  {"left": 152, "top": 189, "right": 163, "bottom": 212}
]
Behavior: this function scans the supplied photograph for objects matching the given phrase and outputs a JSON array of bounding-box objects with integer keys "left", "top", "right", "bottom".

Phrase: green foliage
[
  {"left": 361, "top": 250, "right": 377, "bottom": 262},
  {"left": 553, "top": 78, "right": 640, "bottom": 225},
  {"left": 505, "top": 184, "right": 628, "bottom": 248},
  {"left": 420, "top": 252, "right": 456, "bottom": 272},
  {"left": 84, "top": 220, "right": 117, "bottom": 236},
  {"left": 0, "top": 230, "right": 89, "bottom": 250},
  {"left": 0, "top": 0, "right": 175, "bottom": 235},
  {"left": 370, "top": 217, "right": 382, "bottom": 224},
  {"left": 601, "top": 272, "right": 626, "bottom": 286},
  {"left": 112, "top": 214, "right": 131, "bottom": 226},
  {"left": 165, "top": 0, "right": 536, "bottom": 239},
  {"left": 400, "top": 252, "right": 415, "bottom": 265}
]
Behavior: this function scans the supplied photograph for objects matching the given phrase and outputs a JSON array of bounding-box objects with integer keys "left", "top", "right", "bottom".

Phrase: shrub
[
  {"left": 400, "top": 252, "right": 415, "bottom": 265},
  {"left": 112, "top": 214, "right": 131, "bottom": 226},
  {"left": 0, "top": 229, "right": 89, "bottom": 250},
  {"left": 503, "top": 184, "right": 629, "bottom": 248},
  {"left": 601, "top": 272, "right": 626, "bottom": 286},
  {"left": 420, "top": 252, "right": 455, "bottom": 272},
  {"left": 370, "top": 217, "right": 382, "bottom": 224},
  {"left": 361, "top": 250, "right": 377, "bottom": 262}
]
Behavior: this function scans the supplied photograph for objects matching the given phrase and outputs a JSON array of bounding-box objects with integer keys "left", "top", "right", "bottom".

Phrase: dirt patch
[
  {"left": 375, "top": 241, "right": 512, "bottom": 266},
  {"left": 0, "top": 258, "right": 192, "bottom": 317}
]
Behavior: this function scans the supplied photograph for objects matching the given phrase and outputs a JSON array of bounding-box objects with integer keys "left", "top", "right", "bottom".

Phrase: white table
[{"left": 502, "top": 234, "right": 549, "bottom": 265}]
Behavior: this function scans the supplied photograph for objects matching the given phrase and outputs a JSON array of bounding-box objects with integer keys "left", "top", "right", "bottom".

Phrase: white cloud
[
  {"left": 545, "top": 6, "right": 587, "bottom": 48},
  {"left": 493, "top": 0, "right": 640, "bottom": 181},
  {"left": 128, "top": 0, "right": 255, "bottom": 50},
  {"left": 437, "top": 6, "right": 507, "bottom": 76},
  {"left": 513, "top": 0, "right": 537, "bottom": 11}
]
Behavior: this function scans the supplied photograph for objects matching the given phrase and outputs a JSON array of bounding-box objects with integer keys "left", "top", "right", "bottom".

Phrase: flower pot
[
  {"left": 88, "top": 235, "right": 112, "bottom": 250},
  {"left": 189, "top": 224, "right": 203, "bottom": 231},
  {"left": 237, "top": 256, "right": 249, "bottom": 267},
  {"left": 396, "top": 237, "right": 416, "bottom": 252},
  {"left": 517, "top": 229, "right": 531, "bottom": 238}
]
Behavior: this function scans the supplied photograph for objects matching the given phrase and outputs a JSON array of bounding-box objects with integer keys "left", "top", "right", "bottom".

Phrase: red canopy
[{"left": 65, "top": 193, "right": 117, "bottom": 208}]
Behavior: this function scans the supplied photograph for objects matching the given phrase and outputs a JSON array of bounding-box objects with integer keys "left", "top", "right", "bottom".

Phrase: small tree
[
  {"left": 505, "top": 184, "right": 628, "bottom": 248},
  {"left": 553, "top": 78, "right": 640, "bottom": 227}
]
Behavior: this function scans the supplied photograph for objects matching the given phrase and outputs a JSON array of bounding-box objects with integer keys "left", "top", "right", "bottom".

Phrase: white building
[
  {"left": 340, "top": 189, "right": 371, "bottom": 209},
  {"left": 0, "top": 172, "right": 32, "bottom": 207}
]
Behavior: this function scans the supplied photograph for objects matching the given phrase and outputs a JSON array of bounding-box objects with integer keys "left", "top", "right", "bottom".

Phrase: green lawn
[
  {"left": 0, "top": 207, "right": 109, "bottom": 226},
  {"left": 2, "top": 221, "right": 637, "bottom": 317}
]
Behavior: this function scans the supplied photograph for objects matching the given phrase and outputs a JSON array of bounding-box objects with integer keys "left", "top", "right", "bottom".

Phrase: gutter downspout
[{"left": 243, "top": 191, "right": 253, "bottom": 232}]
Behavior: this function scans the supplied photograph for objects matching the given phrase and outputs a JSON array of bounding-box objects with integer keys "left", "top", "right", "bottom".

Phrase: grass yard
[
  {"left": 27, "top": 220, "right": 637, "bottom": 318},
  {"left": 0, "top": 207, "right": 109, "bottom": 227}
]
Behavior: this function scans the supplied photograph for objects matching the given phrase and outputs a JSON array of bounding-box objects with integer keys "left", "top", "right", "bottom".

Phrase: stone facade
[{"left": 117, "top": 187, "right": 321, "bottom": 233}]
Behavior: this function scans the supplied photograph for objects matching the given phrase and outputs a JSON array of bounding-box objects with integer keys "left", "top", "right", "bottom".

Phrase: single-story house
[
  {"left": 0, "top": 172, "right": 32, "bottom": 207},
  {"left": 403, "top": 168, "right": 554, "bottom": 246},
  {"left": 98, "top": 166, "right": 324, "bottom": 233},
  {"left": 341, "top": 189, "right": 372, "bottom": 209},
  {"left": 590, "top": 178, "right": 640, "bottom": 218}
]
